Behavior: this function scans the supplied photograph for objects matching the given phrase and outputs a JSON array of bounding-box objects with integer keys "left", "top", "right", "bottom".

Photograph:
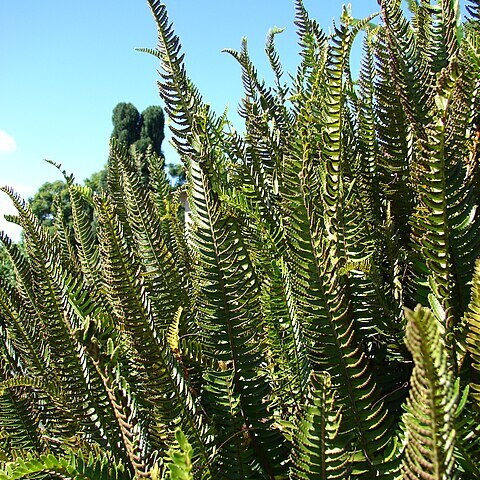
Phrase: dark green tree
[
  {"left": 84, "top": 166, "right": 108, "bottom": 194},
  {"left": 112, "top": 104, "right": 166, "bottom": 185},
  {"left": 136, "top": 105, "right": 165, "bottom": 156},
  {"left": 111, "top": 102, "right": 141, "bottom": 147}
]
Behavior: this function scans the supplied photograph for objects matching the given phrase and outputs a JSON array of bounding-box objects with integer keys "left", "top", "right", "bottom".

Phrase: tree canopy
[{"left": 28, "top": 179, "right": 71, "bottom": 228}]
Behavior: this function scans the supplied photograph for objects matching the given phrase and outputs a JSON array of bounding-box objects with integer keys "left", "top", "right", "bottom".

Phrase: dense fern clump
[{"left": 1, "top": 0, "right": 480, "bottom": 478}]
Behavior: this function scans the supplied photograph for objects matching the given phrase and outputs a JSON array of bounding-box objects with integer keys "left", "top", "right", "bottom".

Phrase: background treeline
[{"left": 28, "top": 102, "right": 185, "bottom": 230}]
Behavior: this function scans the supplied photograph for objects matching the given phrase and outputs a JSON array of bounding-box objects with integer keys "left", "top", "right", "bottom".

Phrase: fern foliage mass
[{"left": 1, "top": 0, "right": 480, "bottom": 478}]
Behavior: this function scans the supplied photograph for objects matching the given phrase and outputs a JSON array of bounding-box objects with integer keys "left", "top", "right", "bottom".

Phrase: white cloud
[{"left": 0, "top": 130, "right": 17, "bottom": 152}]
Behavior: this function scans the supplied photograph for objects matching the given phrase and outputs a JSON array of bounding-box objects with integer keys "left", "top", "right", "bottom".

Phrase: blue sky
[{"left": 0, "top": 0, "right": 465, "bottom": 240}]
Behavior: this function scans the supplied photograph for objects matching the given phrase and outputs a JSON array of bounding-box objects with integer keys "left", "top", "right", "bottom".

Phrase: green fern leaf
[
  {"left": 290, "top": 372, "right": 348, "bottom": 480},
  {"left": 465, "top": 259, "right": 480, "bottom": 406},
  {"left": 402, "top": 306, "right": 458, "bottom": 479}
]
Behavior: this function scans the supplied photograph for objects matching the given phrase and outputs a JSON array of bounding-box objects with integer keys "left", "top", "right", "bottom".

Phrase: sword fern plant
[{"left": 1, "top": 0, "right": 480, "bottom": 478}]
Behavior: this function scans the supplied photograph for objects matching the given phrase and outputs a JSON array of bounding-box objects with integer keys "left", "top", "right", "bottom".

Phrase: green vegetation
[
  {"left": 28, "top": 102, "right": 184, "bottom": 231},
  {"left": 1, "top": 0, "right": 480, "bottom": 478}
]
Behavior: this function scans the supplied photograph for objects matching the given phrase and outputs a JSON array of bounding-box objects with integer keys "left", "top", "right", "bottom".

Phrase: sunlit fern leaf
[
  {"left": 0, "top": 278, "right": 47, "bottom": 380},
  {"left": 106, "top": 142, "right": 135, "bottom": 250},
  {"left": 356, "top": 30, "right": 382, "bottom": 231},
  {"left": 186, "top": 107, "right": 289, "bottom": 476},
  {"left": 167, "top": 188, "right": 194, "bottom": 280},
  {"left": 304, "top": 9, "right": 395, "bottom": 396},
  {"left": 372, "top": 29, "right": 414, "bottom": 248},
  {"left": 147, "top": 151, "right": 170, "bottom": 221},
  {"left": 290, "top": 372, "right": 348, "bottom": 480},
  {"left": 439, "top": 0, "right": 463, "bottom": 66},
  {"left": 147, "top": 150, "right": 190, "bottom": 269},
  {"left": 225, "top": 36, "right": 293, "bottom": 142},
  {"left": 466, "top": 0, "right": 480, "bottom": 40},
  {"left": 93, "top": 192, "right": 215, "bottom": 475},
  {"left": 52, "top": 195, "right": 80, "bottom": 275},
  {"left": 221, "top": 131, "right": 286, "bottom": 258},
  {"left": 261, "top": 258, "right": 311, "bottom": 406},
  {"left": 291, "top": 0, "right": 329, "bottom": 165},
  {"left": 0, "top": 450, "right": 129, "bottom": 480},
  {"left": 0, "top": 341, "right": 44, "bottom": 455},
  {"left": 66, "top": 182, "right": 118, "bottom": 329},
  {"left": 300, "top": 185, "right": 393, "bottom": 475},
  {"left": 410, "top": 59, "right": 480, "bottom": 357},
  {"left": 0, "top": 188, "right": 123, "bottom": 452},
  {"left": 465, "top": 259, "right": 480, "bottom": 407},
  {"left": 140, "top": 0, "right": 204, "bottom": 161},
  {"left": 0, "top": 353, "right": 74, "bottom": 460},
  {"left": 111, "top": 140, "right": 189, "bottom": 332},
  {"left": 265, "top": 27, "right": 289, "bottom": 101},
  {"left": 78, "top": 316, "right": 150, "bottom": 477},
  {"left": 294, "top": 0, "right": 326, "bottom": 68},
  {"left": 437, "top": 58, "right": 480, "bottom": 315},
  {"left": 158, "top": 429, "right": 194, "bottom": 480},
  {"left": 379, "top": 0, "right": 434, "bottom": 136},
  {"left": 317, "top": 8, "right": 377, "bottom": 263},
  {"left": 223, "top": 38, "right": 293, "bottom": 218},
  {"left": 402, "top": 306, "right": 458, "bottom": 480},
  {"left": 454, "top": 389, "right": 480, "bottom": 478},
  {"left": 414, "top": 0, "right": 462, "bottom": 73},
  {"left": 67, "top": 184, "right": 102, "bottom": 286}
]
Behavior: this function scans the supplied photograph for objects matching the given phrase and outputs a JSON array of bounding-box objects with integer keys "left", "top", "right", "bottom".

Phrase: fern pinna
[{"left": 1, "top": 0, "right": 480, "bottom": 478}]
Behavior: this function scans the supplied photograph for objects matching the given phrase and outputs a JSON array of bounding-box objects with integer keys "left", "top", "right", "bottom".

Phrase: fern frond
[
  {"left": 379, "top": 0, "right": 434, "bottom": 136},
  {"left": 402, "top": 306, "right": 458, "bottom": 479},
  {"left": 356, "top": 31, "right": 382, "bottom": 229},
  {"left": 290, "top": 372, "right": 348, "bottom": 480},
  {"left": 0, "top": 450, "right": 129, "bottom": 480},
  {"left": 465, "top": 259, "right": 480, "bottom": 406},
  {"left": 0, "top": 187, "right": 125, "bottom": 456},
  {"left": 410, "top": 59, "right": 480, "bottom": 354},
  {"left": 187, "top": 108, "right": 289, "bottom": 476},
  {"left": 454, "top": 389, "right": 480, "bottom": 478},
  {"left": 111, "top": 141, "right": 188, "bottom": 331},
  {"left": 94, "top": 193, "right": 215, "bottom": 474},
  {"left": 161, "top": 429, "right": 194, "bottom": 480},
  {"left": 373, "top": 29, "right": 414, "bottom": 246},
  {"left": 0, "top": 344, "right": 44, "bottom": 454},
  {"left": 265, "top": 27, "right": 288, "bottom": 100},
  {"left": 68, "top": 184, "right": 102, "bottom": 285},
  {"left": 141, "top": 0, "right": 205, "bottom": 161},
  {"left": 0, "top": 279, "right": 47, "bottom": 379}
]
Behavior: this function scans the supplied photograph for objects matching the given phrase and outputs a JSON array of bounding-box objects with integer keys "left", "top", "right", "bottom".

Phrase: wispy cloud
[{"left": 0, "top": 130, "right": 17, "bottom": 152}]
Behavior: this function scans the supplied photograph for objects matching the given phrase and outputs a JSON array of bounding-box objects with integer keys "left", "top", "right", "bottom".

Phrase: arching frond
[{"left": 187, "top": 108, "right": 289, "bottom": 477}]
